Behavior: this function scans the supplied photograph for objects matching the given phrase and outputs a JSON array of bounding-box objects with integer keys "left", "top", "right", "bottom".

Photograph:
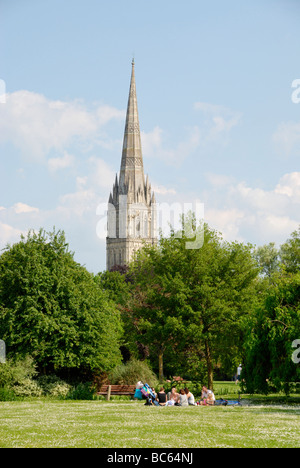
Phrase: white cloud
[
  {"left": 152, "top": 184, "right": 177, "bottom": 195},
  {"left": 48, "top": 152, "right": 75, "bottom": 172},
  {"left": 264, "top": 214, "right": 298, "bottom": 235},
  {"left": 205, "top": 207, "right": 245, "bottom": 241},
  {"left": 0, "top": 90, "right": 124, "bottom": 161},
  {"left": 230, "top": 182, "right": 289, "bottom": 214},
  {"left": 272, "top": 121, "right": 300, "bottom": 156},
  {"left": 76, "top": 176, "right": 88, "bottom": 190},
  {"left": 205, "top": 173, "right": 234, "bottom": 187},
  {"left": 88, "top": 156, "right": 115, "bottom": 189},
  {"left": 194, "top": 102, "right": 242, "bottom": 142},
  {"left": 274, "top": 172, "right": 300, "bottom": 199},
  {"left": 51, "top": 157, "right": 115, "bottom": 220},
  {"left": 95, "top": 105, "right": 125, "bottom": 126},
  {"left": 203, "top": 171, "right": 300, "bottom": 246},
  {"left": 141, "top": 125, "right": 201, "bottom": 164},
  {"left": 58, "top": 189, "right": 97, "bottom": 218},
  {"left": 0, "top": 222, "right": 24, "bottom": 246},
  {"left": 13, "top": 203, "right": 39, "bottom": 214},
  {"left": 141, "top": 126, "right": 164, "bottom": 155}
]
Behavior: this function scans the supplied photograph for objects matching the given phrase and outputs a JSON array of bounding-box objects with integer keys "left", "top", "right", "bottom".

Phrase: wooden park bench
[{"left": 97, "top": 384, "right": 136, "bottom": 401}]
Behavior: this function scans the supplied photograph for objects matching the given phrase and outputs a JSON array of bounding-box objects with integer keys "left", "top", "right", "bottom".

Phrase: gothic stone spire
[
  {"left": 119, "top": 59, "right": 145, "bottom": 201},
  {"left": 106, "top": 60, "right": 157, "bottom": 271}
]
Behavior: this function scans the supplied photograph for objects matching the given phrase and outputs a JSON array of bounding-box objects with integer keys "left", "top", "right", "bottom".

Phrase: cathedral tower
[{"left": 106, "top": 60, "right": 157, "bottom": 270}]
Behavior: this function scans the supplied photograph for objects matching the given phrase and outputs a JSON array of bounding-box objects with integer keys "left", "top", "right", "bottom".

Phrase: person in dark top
[{"left": 156, "top": 387, "right": 167, "bottom": 406}]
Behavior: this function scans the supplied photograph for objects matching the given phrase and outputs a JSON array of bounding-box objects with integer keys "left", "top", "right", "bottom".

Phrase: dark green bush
[
  {"left": 66, "top": 382, "right": 95, "bottom": 400},
  {"left": 0, "top": 387, "right": 17, "bottom": 401}
]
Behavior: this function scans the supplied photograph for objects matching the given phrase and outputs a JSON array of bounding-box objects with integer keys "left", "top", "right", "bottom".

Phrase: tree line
[{"left": 0, "top": 218, "right": 299, "bottom": 394}]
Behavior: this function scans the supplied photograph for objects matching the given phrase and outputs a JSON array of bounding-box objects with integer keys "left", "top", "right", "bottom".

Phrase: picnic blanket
[{"left": 215, "top": 398, "right": 241, "bottom": 406}]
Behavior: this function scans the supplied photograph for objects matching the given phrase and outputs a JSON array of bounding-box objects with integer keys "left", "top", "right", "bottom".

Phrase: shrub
[
  {"left": 0, "top": 362, "right": 13, "bottom": 388},
  {"left": 37, "top": 375, "right": 71, "bottom": 398},
  {"left": 109, "top": 358, "right": 158, "bottom": 386},
  {"left": 0, "top": 357, "right": 72, "bottom": 398},
  {"left": 0, "top": 387, "right": 17, "bottom": 401},
  {"left": 66, "top": 382, "right": 95, "bottom": 400},
  {"left": 0, "top": 355, "right": 38, "bottom": 389},
  {"left": 0, "top": 356, "right": 41, "bottom": 397},
  {"left": 12, "top": 378, "right": 43, "bottom": 397}
]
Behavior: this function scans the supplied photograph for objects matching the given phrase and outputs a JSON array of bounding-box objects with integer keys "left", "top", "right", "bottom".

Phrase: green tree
[
  {"left": 254, "top": 242, "right": 280, "bottom": 277},
  {"left": 243, "top": 271, "right": 300, "bottom": 394},
  {"left": 95, "top": 269, "right": 132, "bottom": 305},
  {"left": 128, "top": 217, "right": 259, "bottom": 387},
  {"left": 128, "top": 255, "right": 193, "bottom": 382},
  {"left": 0, "top": 229, "right": 123, "bottom": 375},
  {"left": 280, "top": 227, "right": 300, "bottom": 274}
]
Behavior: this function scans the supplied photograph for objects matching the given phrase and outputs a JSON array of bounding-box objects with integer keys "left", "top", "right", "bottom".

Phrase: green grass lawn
[{"left": 0, "top": 399, "right": 299, "bottom": 448}]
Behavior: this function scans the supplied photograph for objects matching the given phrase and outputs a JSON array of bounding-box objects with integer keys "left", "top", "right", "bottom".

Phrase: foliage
[
  {"left": 0, "top": 228, "right": 123, "bottom": 374},
  {"left": 0, "top": 356, "right": 40, "bottom": 398},
  {"left": 12, "top": 378, "right": 43, "bottom": 397},
  {"left": 0, "top": 356, "right": 72, "bottom": 398},
  {"left": 95, "top": 269, "right": 132, "bottom": 305},
  {"left": 280, "top": 227, "right": 300, "bottom": 274},
  {"left": 66, "top": 382, "right": 95, "bottom": 400},
  {"left": 254, "top": 242, "right": 280, "bottom": 277},
  {"left": 243, "top": 272, "right": 300, "bottom": 395},
  {"left": 1, "top": 222, "right": 299, "bottom": 395},
  {"left": 0, "top": 387, "right": 17, "bottom": 401},
  {"left": 109, "top": 358, "right": 158, "bottom": 386},
  {"left": 37, "top": 375, "right": 71, "bottom": 398},
  {"left": 126, "top": 215, "right": 259, "bottom": 386},
  {"left": 0, "top": 355, "right": 38, "bottom": 389}
]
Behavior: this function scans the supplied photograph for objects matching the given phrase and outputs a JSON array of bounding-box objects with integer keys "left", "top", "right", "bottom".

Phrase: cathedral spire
[
  {"left": 119, "top": 59, "right": 145, "bottom": 198},
  {"left": 106, "top": 60, "right": 157, "bottom": 271}
]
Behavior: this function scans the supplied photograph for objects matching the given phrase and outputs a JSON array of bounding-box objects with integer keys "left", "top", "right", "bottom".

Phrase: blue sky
[{"left": 1, "top": 0, "right": 300, "bottom": 273}]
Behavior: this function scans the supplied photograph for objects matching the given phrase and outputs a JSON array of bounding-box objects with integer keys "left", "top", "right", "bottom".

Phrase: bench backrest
[{"left": 99, "top": 385, "right": 136, "bottom": 392}]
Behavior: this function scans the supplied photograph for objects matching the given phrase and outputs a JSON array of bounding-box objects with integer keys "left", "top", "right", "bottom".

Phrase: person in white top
[
  {"left": 166, "top": 386, "right": 179, "bottom": 406},
  {"left": 200, "top": 386, "right": 215, "bottom": 405},
  {"left": 236, "top": 364, "right": 242, "bottom": 384},
  {"left": 178, "top": 389, "right": 189, "bottom": 406},
  {"left": 184, "top": 387, "right": 195, "bottom": 405}
]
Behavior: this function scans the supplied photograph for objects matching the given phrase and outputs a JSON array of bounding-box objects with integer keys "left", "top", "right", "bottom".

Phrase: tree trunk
[
  {"left": 204, "top": 339, "right": 214, "bottom": 390},
  {"left": 158, "top": 349, "right": 164, "bottom": 382}
]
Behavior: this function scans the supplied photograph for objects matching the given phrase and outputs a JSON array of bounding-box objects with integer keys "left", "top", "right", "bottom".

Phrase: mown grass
[
  {"left": 0, "top": 399, "right": 299, "bottom": 448},
  {"left": 213, "top": 381, "right": 300, "bottom": 404}
]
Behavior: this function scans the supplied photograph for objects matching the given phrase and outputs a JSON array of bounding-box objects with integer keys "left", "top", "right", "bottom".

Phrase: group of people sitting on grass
[{"left": 146, "top": 385, "right": 215, "bottom": 407}]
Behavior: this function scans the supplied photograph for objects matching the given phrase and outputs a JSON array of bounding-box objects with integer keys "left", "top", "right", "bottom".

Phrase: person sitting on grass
[
  {"left": 156, "top": 387, "right": 167, "bottom": 406},
  {"left": 184, "top": 387, "right": 195, "bottom": 405},
  {"left": 200, "top": 386, "right": 215, "bottom": 406},
  {"left": 178, "top": 388, "right": 189, "bottom": 406},
  {"left": 167, "top": 386, "right": 179, "bottom": 406}
]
